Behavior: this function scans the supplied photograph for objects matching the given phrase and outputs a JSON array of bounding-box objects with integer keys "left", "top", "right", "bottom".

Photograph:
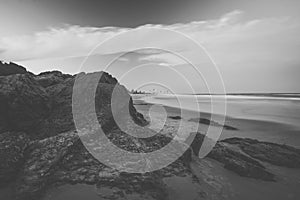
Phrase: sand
[
  {"left": 133, "top": 95, "right": 300, "bottom": 148},
  {"left": 132, "top": 94, "right": 300, "bottom": 200}
]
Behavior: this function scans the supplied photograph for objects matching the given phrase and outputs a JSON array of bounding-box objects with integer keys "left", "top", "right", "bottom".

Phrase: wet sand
[
  {"left": 132, "top": 95, "right": 300, "bottom": 200},
  {"left": 133, "top": 97, "right": 300, "bottom": 148}
]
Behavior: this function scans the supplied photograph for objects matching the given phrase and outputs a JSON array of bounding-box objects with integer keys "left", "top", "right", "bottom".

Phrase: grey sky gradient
[
  {"left": 1, "top": 0, "right": 300, "bottom": 36},
  {"left": 0, "top": 0, "right": 300, "bottom": 93}
]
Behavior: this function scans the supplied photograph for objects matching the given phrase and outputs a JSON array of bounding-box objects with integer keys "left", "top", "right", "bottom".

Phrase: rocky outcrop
[
  {"left": 40, "top": 71, "right": 147, "bottom": 137},
  {"left": 188, "top": 118, "right": 238, "bottom": 130},
  {"left": 188, "top": 133, "right": 300, "bottom": 181},
  {"left": 1, "top": 63, "right": 300, "bottom": 199},
  {"left": 0, "top": 74, "right": 50, "bottom": 134},
  {"left": 0, "top": 63, "right": 147, "bottom": 138},
  {"left": 14, "top": 131, "right": 80, "bottom": 200},
  {"left": 0, "top": 61, "right": 27, "bottom": 76},
  {"left": 189, "top": 133, "right": 275, "bottom": 181},
  {"left": 34, "top": 71, "right": 73, "bottom": 88},
  {"left": 0, "top": 63, "right": 169, "bottom": 199},
  {"left": 0, "top": 132, "right": 30, "bottom": 186},
  {"left": 222, "top": 137, "right": 300, "bottom": 168},
  {"left": 208, "top": 142, "right": 275, "bottom": 181},
  {"left": 168, "top": 116, "right": 182, "bottom": 120},
  {"left": 11, "top": 130, "right": 300, "bottom": 199},
  {"left": 13, "top": 130, "right": 192, "bottom": 200}
]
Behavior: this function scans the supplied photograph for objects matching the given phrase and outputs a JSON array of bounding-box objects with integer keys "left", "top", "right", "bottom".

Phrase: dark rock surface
[
  {"left": 14, "top": 131, "right": 79, "bottom": 200},
  {"left": 188, "top": 133, "right": 275, "bottom": 181},
  {"left": 208, "top": 142, "right": 275, "bottom": 181},
  {"left": 13, "top": 130, "right": 193, "bottom": 200},
  {"left": 222, "top": 137, "right": 300, "bottom": 168},
  {"left": 0, "top": 63, "right": 186, "bottom": 200},
  {"left": 0, "top": 132, "right": 30, "bottom": 186},
  {"left": 0, "top": 74, "right": 50, "bottom": 134},
  {"left": 35, "top": 71, "right": 73, "bottom": 88},
  {"left": 189, "top": 118, "right": 238, "bottom": 130},
  {"left": 0, "top": 65, "right": 147, "bottom": 138},
  {"left": 168, "top": 116, "right": 182, "bottom": 120},
  {"left": 1, "top": 63, "right": 300, "bottom": 199},
  {"left": 188, "top": 133, "right": 300, "bottom": 181},
  {"left": 0, "top": 61, "right": 27, "bottom": 76}
]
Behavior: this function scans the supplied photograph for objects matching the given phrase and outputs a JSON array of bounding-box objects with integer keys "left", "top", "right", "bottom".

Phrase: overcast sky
[{"left": 0, "top": 0, "right": 300, "bottom": 93}]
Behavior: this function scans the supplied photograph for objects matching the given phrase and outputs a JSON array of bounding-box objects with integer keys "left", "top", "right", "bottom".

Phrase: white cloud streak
[
  {"left": 2, "top": 10, "right": 299, "bottom": 92},
  {"left": 1, "top": 10, "right": 299, "bottom": 64}
]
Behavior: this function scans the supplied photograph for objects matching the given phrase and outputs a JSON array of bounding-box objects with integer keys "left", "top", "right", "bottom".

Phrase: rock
[
  {"left": 188, "top": 118, "right": 238, "bottom": 130},
  {"left": 186, "top": 132, "right": 205, "bottom": 157},
  {"left": 0, "top": 65, "right": 147, "bottom": 138},
  {"left": 224, "top": 158, "right": 274, "bottom": 180},
  {"left": 3, "top": 64, "right": 300, "bottom": 199},
  {"left": 0, "top": 65, "right": 187, "bottom": 199},
  {"left": 187, "top": 133, "right": 276, "bottom": 181},
  {"left": 208, "top": 142, "right": 275, "bottom": 181},
  {"left": 13, "top": 129, "right": 192, "bottom": 200},
  {"left": 222, "top": 137, "right": 300, "bottom": 168},
  {"left": 14, "top": 131, "right": 81, "bottom": 200},
  {"left": 0, "top": 61, "right": 27, "bottom": 76},
  {"left": 0, "top": 132, "right": 30, "bottom": 186},
  {"left": 168, "top": 116, "right": 182, "bottom": 120},
  {"left": 187, "top": 133, "right": 300, "bottom": 181},
  {"left": 34, "top": 71, "right": 73, "bottom": 88},
  {"left": 0, "top": 74, "right": 50, "bottom": 135},
  {"left": 42, "top": 71, "right": 147, "bottom": 136}
]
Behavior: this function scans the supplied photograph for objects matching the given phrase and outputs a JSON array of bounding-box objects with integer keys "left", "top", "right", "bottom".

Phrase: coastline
[
  {"left": 1, "top": 66, "right": 299, "bottom": 200},
  {"left": 133, "top": 94, "right": 300, "bottom": 148},
  {"left": 132, "top": 94, "right": 300, "bottom": 200}
]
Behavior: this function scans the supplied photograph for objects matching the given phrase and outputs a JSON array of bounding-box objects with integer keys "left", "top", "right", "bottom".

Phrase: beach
[
  {"left": 39, "top": 93, "right": 300, "bottom": 200},
  {"left": 133, "top": 94, "right": 300, "bottom": 148},
  {"left": 1, "top": 89, "right": 300, "bottom": 200},
  {"left": 131, "top": 93, "right": 300, "bottom": 200}
]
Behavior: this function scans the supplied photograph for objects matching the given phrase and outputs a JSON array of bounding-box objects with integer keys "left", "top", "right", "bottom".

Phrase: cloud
[
  {"left": 0, "top": 25, "right": 129, "bottom": 61},
  {"left": 139, "top": 52, "right": 187, "bottom": 66},
  {"left": 1, "top": 10, "right": 300, "bottom": 69},
  {"left": 3, "top": 10, "right": 299, "bottom": 92}
]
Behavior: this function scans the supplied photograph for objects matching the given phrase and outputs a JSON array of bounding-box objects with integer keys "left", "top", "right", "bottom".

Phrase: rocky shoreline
[{"left": 1, "top": 62, "right": 300, "bottom": 200}]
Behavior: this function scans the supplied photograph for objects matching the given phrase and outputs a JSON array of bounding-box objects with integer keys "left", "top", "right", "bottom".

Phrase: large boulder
[
  {"left": 0, "top": 61, "right": 27, "bottom": 76},
  {"left": 188, "top": 133, "right": 300, "bottom": 181},
  {"left": 40, "top": 71, "right": 147, "bottom": 137},
  {"left": 0, "top": 132, "right": 30, "bottom": 186},
  {"left": 0, "top": 63, "right": 147, "bottom": 138},
  {"left": 0, "top": 74, "right": 50, "bottom": 135},
  {"left": 187, "top": 133, "right": 275, "bottom": 181},
  {"left": 0, "top": 63, "right": 191, "bottom": 200},
  {"left": 208, "top": 142, "right": 275, "bottom": 181},
  {"left": 34, "top": 71, "right": 73, "bottom": 88},
  {"left": 222, "top": 137, "right": 300, "bottom": 168},
  {"left": 14, "top": 131, "right": 80, "bottom": 200},
  {"left": 14, "top": 130, "right": 191, "bottom": 200}
]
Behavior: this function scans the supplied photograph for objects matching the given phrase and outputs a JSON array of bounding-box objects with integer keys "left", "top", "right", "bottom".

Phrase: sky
[{"left": 0, "top": 0, "right": 300, "bottom": 93}]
